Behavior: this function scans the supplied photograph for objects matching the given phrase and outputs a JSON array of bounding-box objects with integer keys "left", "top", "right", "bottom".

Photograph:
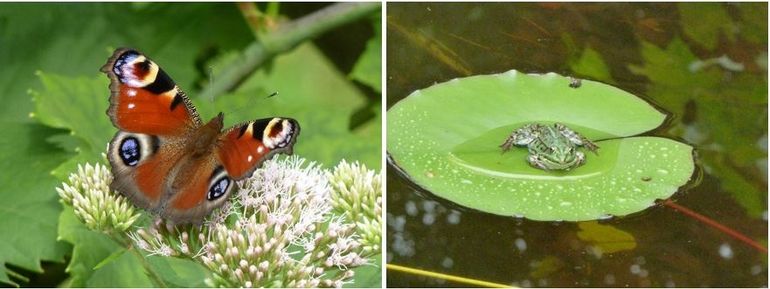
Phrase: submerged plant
[{"left": 56, "top": 156, "right": 382, "bottom": 287}]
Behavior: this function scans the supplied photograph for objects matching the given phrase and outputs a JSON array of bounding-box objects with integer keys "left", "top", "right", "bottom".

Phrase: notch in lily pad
[{"left": 387, "top": 70, "right": 695, "bottom": 221}]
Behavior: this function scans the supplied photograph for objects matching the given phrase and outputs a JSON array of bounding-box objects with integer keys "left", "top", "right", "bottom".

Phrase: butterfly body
[{"left": 102, "top": 48, "right": 300, "bottom": 224}]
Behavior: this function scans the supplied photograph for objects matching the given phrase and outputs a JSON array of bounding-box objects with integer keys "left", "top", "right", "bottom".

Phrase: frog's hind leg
[
  {"left": 500, "top": 124, "right": 540, "bottom": 153},
  {"left": 555, "top": 123, "right": 599, "bottom": 154}
]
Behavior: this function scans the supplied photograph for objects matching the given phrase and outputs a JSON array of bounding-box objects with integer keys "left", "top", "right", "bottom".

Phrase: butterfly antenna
[{"left": 229, "top": 91, "right": 282, "bottom": 116}]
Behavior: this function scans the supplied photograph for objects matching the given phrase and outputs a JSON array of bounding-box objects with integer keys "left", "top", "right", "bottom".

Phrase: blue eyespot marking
[
  {"left": 113, "top": 50, "right": 140, "bottom": 77},
  {"left": 119, "top": 137, "right": 141, "bottom": 166},
  {"left": 207, "top": 177, "right": 231, "bottom": 200}
]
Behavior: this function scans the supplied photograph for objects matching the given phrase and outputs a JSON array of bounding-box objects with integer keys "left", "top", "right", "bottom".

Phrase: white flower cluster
[
  {"left": 57, "top": 156, "right": 382, "bottom": 288},
  {"left": 56, "top": 163, "right": 140, "bottom": 232},
  {"left": 201, "top": 156, "right": 367, "bottom": 287},
  {"left": 328, "top": 160, "right": 383, "bottom": 256}
]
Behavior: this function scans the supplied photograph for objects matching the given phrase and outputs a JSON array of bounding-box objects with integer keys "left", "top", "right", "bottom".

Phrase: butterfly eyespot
[
  {"left": 112, "top": 51, "right": 140, "bottom": 78},
  {"left": 112, "top": 50, "right": 159, "bottom": 88},
  {"left": 262, "top": 118, "right": 298, "bottom": 149},
  {"left": 206, "top": 166, "right": 234, "bottom": 201},
  {"left": 110, "top": 132, "right": 156, "bottom": 169},
  {"left": 119, "top": 137, "right": 141, "bottom": 166},
  {"left": 207, "top": 176, "right": 231, "bottom": 201}
]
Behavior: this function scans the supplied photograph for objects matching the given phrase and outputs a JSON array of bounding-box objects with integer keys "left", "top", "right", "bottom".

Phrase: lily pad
[{"left": 387, "top": 70, "right": 695, "bottom": 221}]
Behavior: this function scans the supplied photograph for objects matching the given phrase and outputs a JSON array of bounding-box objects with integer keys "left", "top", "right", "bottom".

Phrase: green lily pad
[{"left": 387, "top": 70, "right": 695, "bottom": 221}]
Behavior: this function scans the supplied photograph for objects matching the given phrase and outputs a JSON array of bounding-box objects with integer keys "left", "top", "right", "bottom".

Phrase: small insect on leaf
[{"left": 569, "top": 76, "right": 582, "bottom": 88}]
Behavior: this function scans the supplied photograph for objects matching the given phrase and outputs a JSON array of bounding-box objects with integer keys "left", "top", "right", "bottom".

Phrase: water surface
[{"left": 387, "top": 3, "right": 767, "bottom": 287}]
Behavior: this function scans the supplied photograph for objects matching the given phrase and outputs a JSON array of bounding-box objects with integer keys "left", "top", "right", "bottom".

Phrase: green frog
[{"left": 500, "top": 123, "right": 598, "bottom": 171}]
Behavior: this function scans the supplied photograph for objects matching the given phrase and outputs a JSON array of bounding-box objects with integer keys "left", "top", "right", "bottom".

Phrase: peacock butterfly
[{"left": 101, "top": 48, "right": 300, "bottom": 224}]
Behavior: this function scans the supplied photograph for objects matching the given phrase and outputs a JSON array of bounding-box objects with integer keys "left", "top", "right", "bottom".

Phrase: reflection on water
[{"left": 387, "top": 2, "right": 767, "bottom": 287}]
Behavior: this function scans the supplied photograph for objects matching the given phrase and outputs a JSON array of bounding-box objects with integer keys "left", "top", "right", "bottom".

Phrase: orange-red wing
[
  {"left": 162, "top": 156, "right": 235, "bottom": 224},
  {"left": 108, "top": 135, "right": 181, "bottom": 213},
  {"left": 217, "top": 117, "right": 300, "bottom": 180},
  {"left": 133, "top": 151, "right": 173, "bottom": 202},
  {"left": 102, "top": 48, "right": 201, "bottom": 136},
  {"left": 170, "top": 162, "right": 211, "bottom": 210}
]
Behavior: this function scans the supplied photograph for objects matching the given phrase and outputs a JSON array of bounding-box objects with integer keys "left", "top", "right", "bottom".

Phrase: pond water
[{"left": 386, "top": 3, "right": 767, "bottom": 287}]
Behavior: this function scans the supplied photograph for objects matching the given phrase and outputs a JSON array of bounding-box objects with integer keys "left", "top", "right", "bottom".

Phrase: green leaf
[
  {"left": 86, "top": 251, "right": 154, "bottom": 288},
  {"left": 92, "top": 248, "right": 127, "bottom": 270},
  {"left": 147, "top": 256, "right": 210, "bottom": 287},
  {"left": 387, "top": 70, "right": 695, "bottom": 221},
  {"left": 30, "top": 72, "right": 115, "bottom": 179},
  {"left": 60, "top": 207, "right": 206, "bottom": 288},
  {"left": 349, "top": 14, "right": 382, "bottom": 93},
  {"left": 0, "top": 122, "right": 71, "bottom": 286},
  {"left": 58, "top": 208, "right": 152, "bottom": 287},
  {"left": 678, "top": 3, "right": 735, "bottom": 50},
  {"left": 576, "top": 221, "right": 637, "bottom": 254},
  {"left": 348, "top": 255, "right": 381, "bottom": 288},
  {"left": 31, "top": 72, "right": 112, "bottom": 152},
  {"left": 0, "top": 3, "right": 251, "bottom": 123}
]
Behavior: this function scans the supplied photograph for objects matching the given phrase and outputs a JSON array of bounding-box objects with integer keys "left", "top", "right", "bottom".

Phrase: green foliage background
[{"left": 0, "top": 3, "right": 381, "bottom": 287}]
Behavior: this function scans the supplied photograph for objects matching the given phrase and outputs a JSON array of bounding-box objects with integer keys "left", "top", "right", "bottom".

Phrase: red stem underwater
[{"left": 662, "top": 199, "right": 767, "bottom": 254}]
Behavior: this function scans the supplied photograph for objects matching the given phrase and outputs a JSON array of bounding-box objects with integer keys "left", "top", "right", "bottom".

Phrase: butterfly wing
[
  {"left": 160, "top": 153, "right": 233, "bottom": 223},
  {"left": 103, "top": 48, "right": 200, "bottom": 214},
  {"left": 160, "top": 117, "right": 300, "bottom": 223},
  {"left": 102, "top": 48, "right": 202, "bottom": 134},
  {"left": 218, "top": 117, "right": 301, "bottom": 180},
  {"left": 103, "top": 48, "right": 301, "bottom": 224}
]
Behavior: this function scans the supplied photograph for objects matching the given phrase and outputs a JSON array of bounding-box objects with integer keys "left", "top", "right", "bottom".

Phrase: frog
[{"left": 499, "top": 123, "right": 599, "bottom": 171}]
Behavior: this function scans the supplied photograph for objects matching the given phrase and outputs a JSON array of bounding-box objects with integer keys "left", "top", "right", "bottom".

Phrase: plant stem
[
  {"left": 237, "top": 3, "right": 266, "bottom": 34},
  {"left": 387, "top": 263, "right": 509, "bottom": 288},
  {"left": 200, "top": 2, "right": 381, "bottom": 100},
  {"left": 662, "top": 199, "right": 767, "bottom": 253},
  {"left": 266, "top": 2, "right": 280, "bottom": 17}
]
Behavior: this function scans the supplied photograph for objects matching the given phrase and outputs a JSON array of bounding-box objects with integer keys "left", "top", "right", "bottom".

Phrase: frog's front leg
[
  {"left": 500, "top": 123, "right": 540, "bottom": 153},
  {"left": 500, "top": 124, "right": 541, "bottom": 153},
  {"left": 527, "top": 154, "right": 549, "bottom": 170},
  {"left": 574, "top": 151, "right": 586, "bottom": 167},
  {"left": 554, "top": 123, "right": 599, "bottom": 154}
]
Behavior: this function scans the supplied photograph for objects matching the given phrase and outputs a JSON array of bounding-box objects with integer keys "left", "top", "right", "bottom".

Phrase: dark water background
[{"left": 386, "top": 3, "right": 767, "bottom": 287}]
